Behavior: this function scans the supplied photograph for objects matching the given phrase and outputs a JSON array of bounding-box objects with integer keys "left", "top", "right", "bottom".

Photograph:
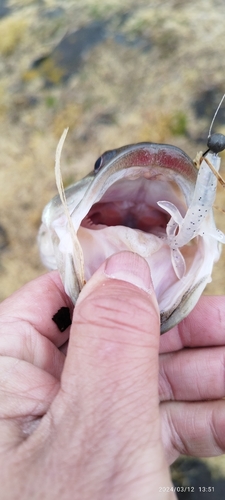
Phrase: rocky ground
[{"left": 0, "top": 0, "right": 225, "bottom": 495}]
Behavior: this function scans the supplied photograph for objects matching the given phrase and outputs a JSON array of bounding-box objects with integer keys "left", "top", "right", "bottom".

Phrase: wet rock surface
[
  {"left": 0, "top": 0, "right": 225, "bottom": 486},
  {"left": 172, "top": 457, "right": 225, "bottom": 499}
]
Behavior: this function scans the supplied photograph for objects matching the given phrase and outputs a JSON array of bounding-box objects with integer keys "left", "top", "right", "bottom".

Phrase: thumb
[
  {"left": 55, "top": 251, "right": 171, "bottom": 496},
  {"left": 63, "top": 251, "right": 160, "bottom": 414}
]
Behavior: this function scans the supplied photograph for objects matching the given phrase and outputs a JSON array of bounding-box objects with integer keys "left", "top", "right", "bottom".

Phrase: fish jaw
[{"left": 38, "top": 142, "right": 221, "bottom": 333}]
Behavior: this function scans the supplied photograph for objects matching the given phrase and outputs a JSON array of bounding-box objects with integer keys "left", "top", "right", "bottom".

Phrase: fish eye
[
  {"left": 94, "top": 155, "right": 103, "bottom": 172},
  {"left": 207, "top": 133, "right": 225, "bottom": 154}
]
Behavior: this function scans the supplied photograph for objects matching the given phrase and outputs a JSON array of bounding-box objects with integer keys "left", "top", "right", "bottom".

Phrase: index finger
[
  {"left": 159, "top": 295, "right": 225, "bottom": 353},
  {"left": 0, "top": 271, "right": 73, "bottom": 346}
]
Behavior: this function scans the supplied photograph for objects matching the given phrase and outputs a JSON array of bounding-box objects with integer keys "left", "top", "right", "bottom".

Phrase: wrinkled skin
[{"left": 0, "top": 252, "right": 225, "bottom": 499}]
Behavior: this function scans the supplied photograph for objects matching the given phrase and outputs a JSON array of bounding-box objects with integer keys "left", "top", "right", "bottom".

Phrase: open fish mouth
[{"left": 39, "top": 138, "right": 223, "bottom": 333}]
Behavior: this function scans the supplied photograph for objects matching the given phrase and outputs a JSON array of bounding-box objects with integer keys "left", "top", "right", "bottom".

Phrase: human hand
[
  {"left": 0, "top": 251, "right": 224, "bottom": 499},
  {"left": 159, "top": 292, "right": 225, "bottom": 464}
]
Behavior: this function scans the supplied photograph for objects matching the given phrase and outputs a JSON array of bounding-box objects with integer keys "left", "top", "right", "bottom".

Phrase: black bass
[{"left": 38, "top": 130, "right": 225, "bottom": 333}]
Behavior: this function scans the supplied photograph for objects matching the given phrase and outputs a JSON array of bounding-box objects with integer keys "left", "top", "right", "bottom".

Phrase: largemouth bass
[{"left": 38, "top": 131, "right": 225, "bottom": 333}]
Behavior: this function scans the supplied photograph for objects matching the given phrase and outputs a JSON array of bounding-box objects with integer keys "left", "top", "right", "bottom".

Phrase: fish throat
[
  {"left": 72, "top": 164, "right": 198, "bottom": 292},
  {"left": 81, "top": 176, "right": 173, "bottom": 233}
]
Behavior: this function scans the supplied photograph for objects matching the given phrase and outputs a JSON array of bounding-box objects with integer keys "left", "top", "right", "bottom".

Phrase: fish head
[{"left": 39, "top": 141, "right": 221, "bottom": 333}]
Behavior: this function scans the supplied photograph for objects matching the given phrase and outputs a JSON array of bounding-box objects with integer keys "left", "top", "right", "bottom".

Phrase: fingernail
[{"left": 104, "top": 251, "right": 153, "bottom": 293}]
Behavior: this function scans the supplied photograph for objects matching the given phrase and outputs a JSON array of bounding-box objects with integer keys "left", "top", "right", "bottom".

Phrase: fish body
[{"left": 38, "top": 140, "right": 224, "bottom": 333}]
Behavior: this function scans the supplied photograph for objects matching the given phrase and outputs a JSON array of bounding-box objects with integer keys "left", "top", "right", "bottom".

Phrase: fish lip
[
  {"left": 160, "top": 275, "right": 210, "bottom": 333},
  {"left": 93, "top": 142, "right": 197, "bottom": 179}
]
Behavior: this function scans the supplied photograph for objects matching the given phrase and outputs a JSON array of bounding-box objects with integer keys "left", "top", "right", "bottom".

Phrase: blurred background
[{"left": 0, "top": 0, "right": 225, "bottom": 496}]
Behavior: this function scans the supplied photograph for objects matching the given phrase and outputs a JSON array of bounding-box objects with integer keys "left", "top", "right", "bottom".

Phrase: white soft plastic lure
[{"left": 158, "top": 151, "right": 225, "bottom": 279}]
